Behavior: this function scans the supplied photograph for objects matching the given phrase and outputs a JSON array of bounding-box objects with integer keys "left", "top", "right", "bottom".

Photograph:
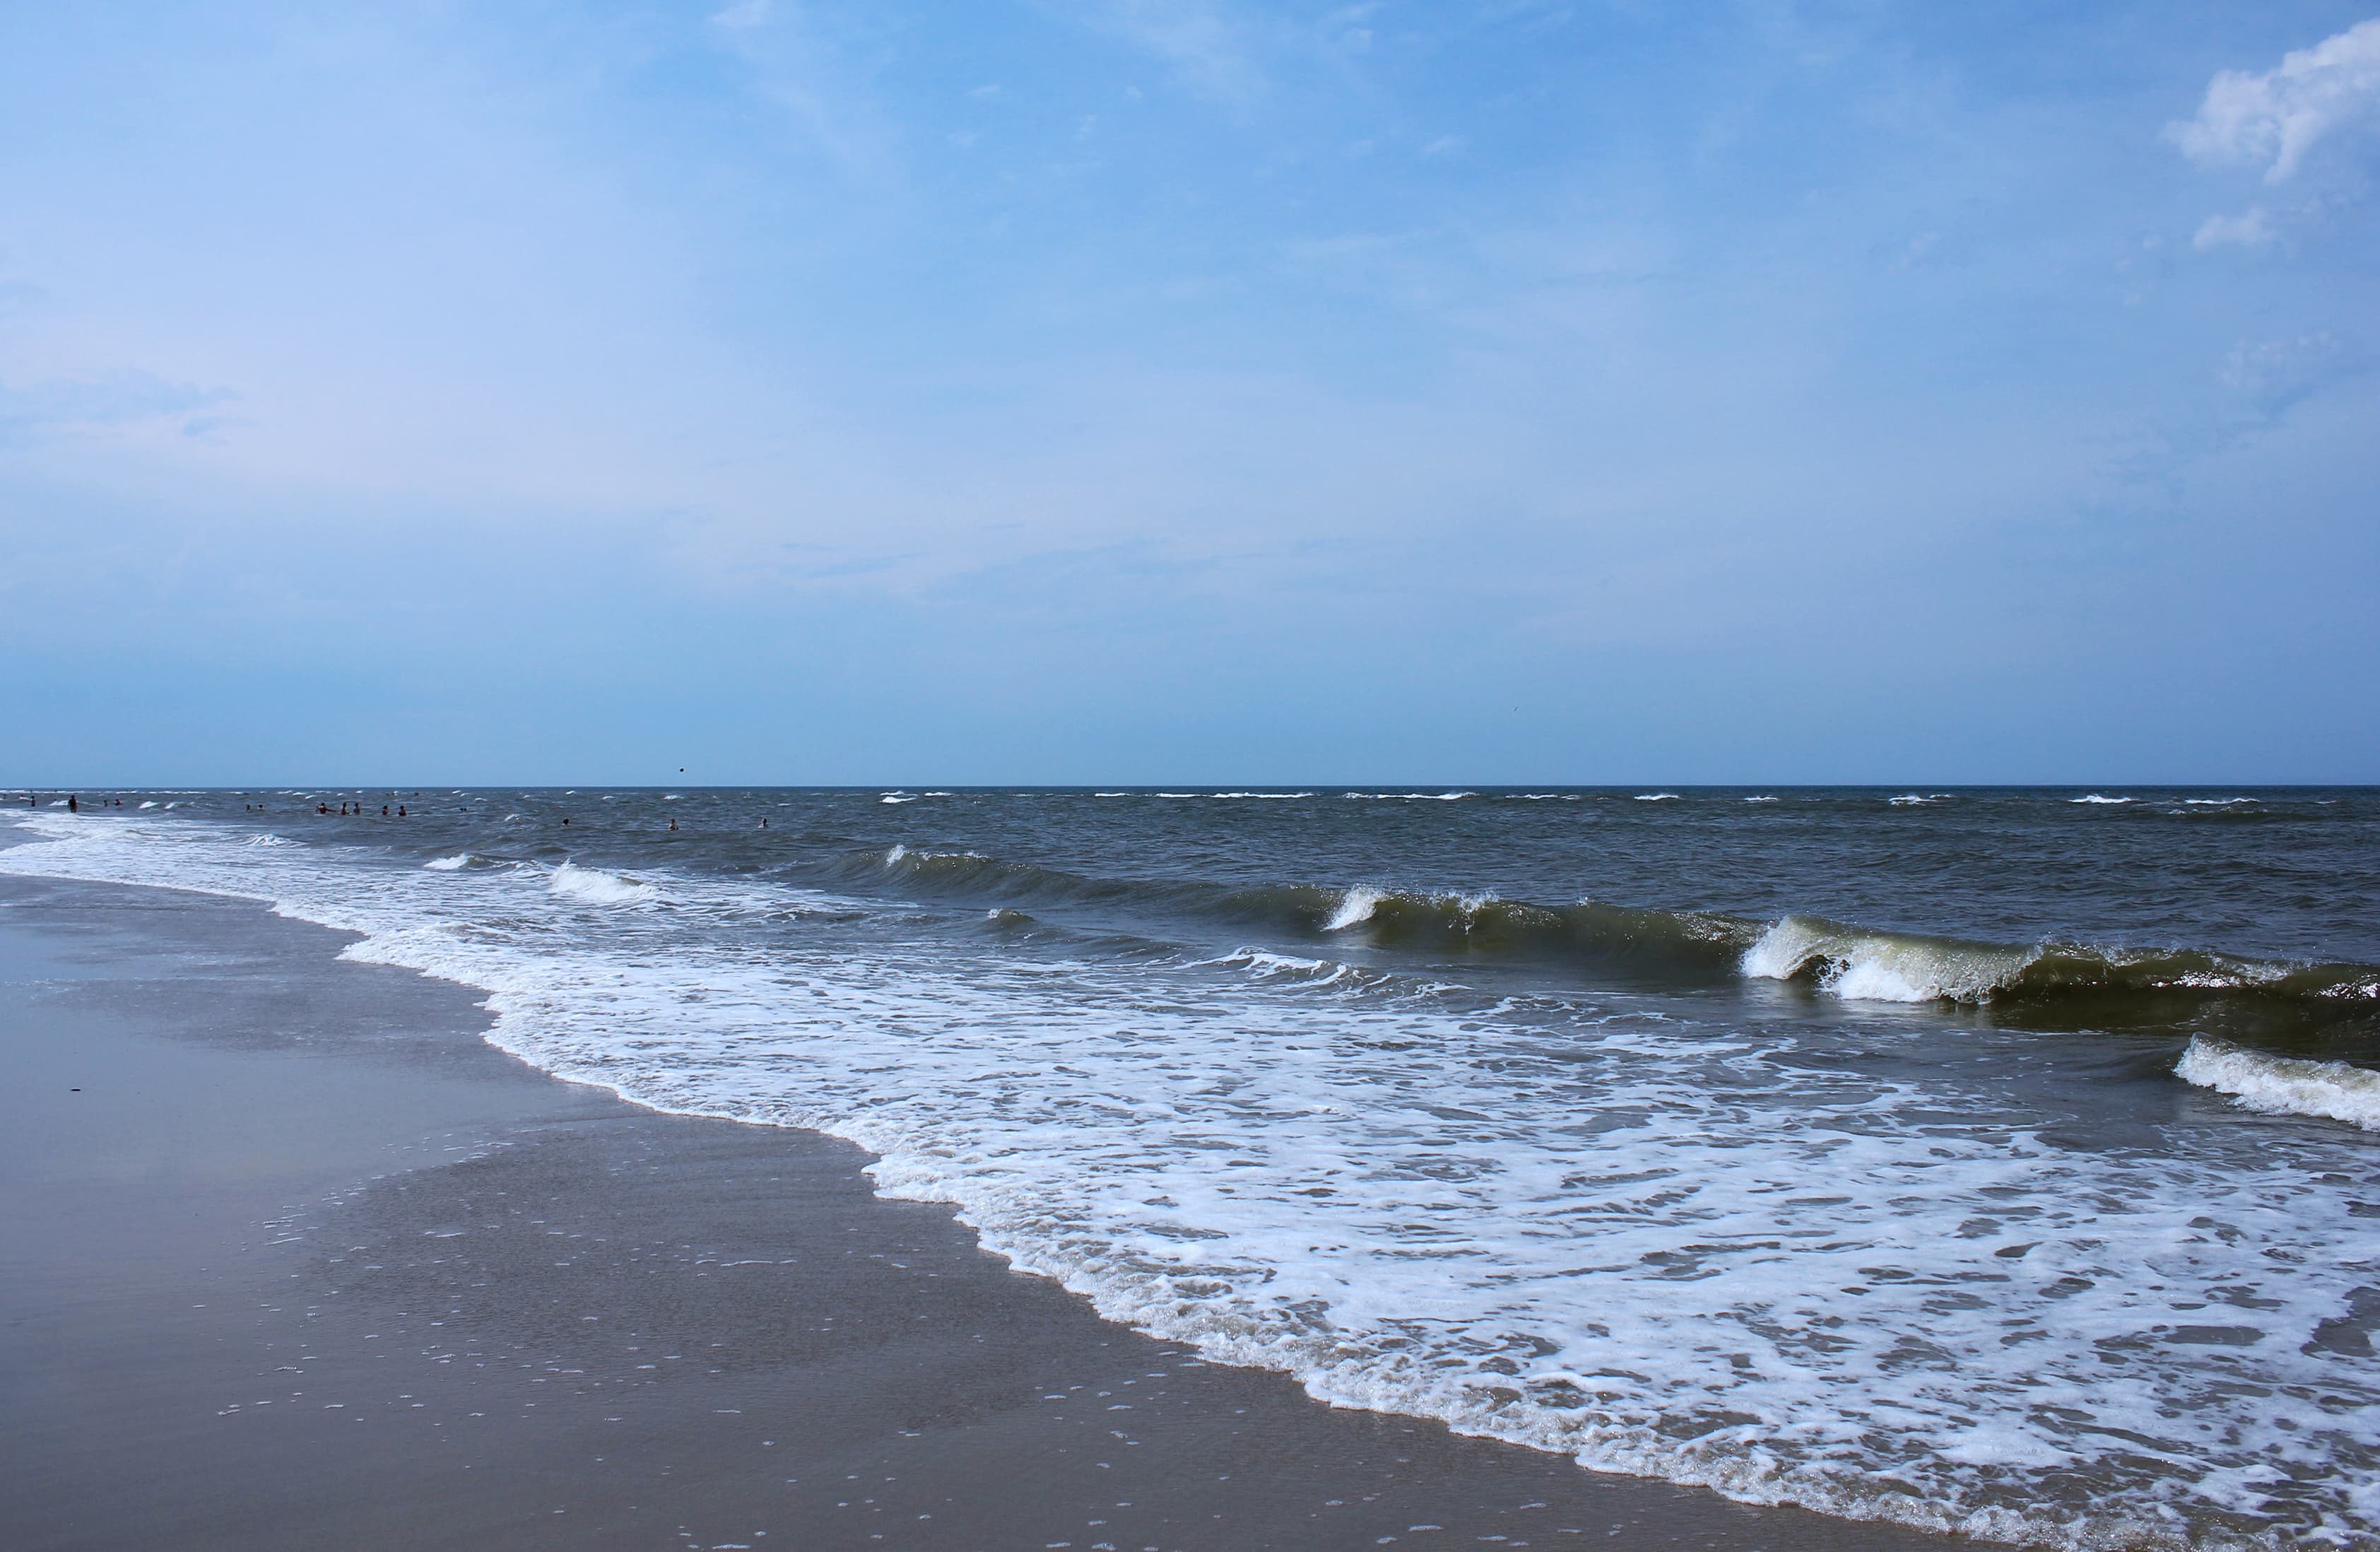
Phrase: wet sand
[{"left": 0, "top": 874, "right": 1955, "bottom": 1551}]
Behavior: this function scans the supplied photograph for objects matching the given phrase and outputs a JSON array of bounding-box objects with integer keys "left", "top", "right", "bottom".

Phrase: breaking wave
[
  {"left": 547, "top": 862, "right": 654, "bottom": 905},
  {"left": 2177, "top": 1037, "right": 2380, "bottom": 1131},
  {"left": 1741, "top": 914, "right": 2380, "bottom": 1015},
  {"left": 845, "top": 843, "right": 2380, "bottom": 1036}
]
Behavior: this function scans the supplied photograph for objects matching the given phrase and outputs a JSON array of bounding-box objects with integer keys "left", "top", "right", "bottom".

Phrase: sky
[{"left": 2, "top": 1, "right": 2376, "bottom": 786}]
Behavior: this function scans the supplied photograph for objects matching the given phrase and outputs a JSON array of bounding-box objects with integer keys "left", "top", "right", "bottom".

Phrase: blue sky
[{"left": 2, "top": 1, "right": 2375, "bottom": 784}]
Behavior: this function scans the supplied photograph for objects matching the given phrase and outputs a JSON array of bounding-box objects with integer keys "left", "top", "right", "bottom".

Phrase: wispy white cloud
[
  {"left": 2192, "top": 206, "right": 2273, "bottom": 249},
  {"left": 2167, "top": 18, "right": 2380, "bottom": 182},
  {"left": 2218, "top": 330, "right": 2358, "bottom": 412},
  {"left": 1080, "top": 0, "right": 1266, "bottom": 103},
  {"left": 709, "top": 0, "right": 771, "bottom": 30},
  {"left": 706, "top": 0, "right": 898, "bottom": 180},
  {"left": 0, "top": 370, "right": 234, "bottom": 447}
]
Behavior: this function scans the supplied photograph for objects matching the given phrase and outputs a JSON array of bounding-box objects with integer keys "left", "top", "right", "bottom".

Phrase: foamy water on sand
[{"left": 5, "top": 788, "right": 2376, "bottom": 1551}]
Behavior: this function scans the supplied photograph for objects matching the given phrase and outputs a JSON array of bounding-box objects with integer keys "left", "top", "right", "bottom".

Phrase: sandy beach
[{"left": 0, "top": 871, "right": 1966, "bottom": 1551}]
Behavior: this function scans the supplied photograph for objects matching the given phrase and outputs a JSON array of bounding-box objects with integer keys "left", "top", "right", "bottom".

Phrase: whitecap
[
  {"left": 2070, "top": 794, "right": 2134, "bottom": 805},
  {"left": 1740, "top": 917, "right": 2030, "bottom": 1004},
  {"left": 547, "top": 862, "right": 654, "bottom": 905},
  {"left": 2176, "top": 1037, "right": 2380, "bottom": 1131},
  {"left": 1634, "top": 793, "right": 1680, "bottom": 802},
  {"left": 1324, "top": 887, "right": 1384, "bottom": 931},
  {"left": 423, "top": 854, "right": 473, "bottom": 871}
]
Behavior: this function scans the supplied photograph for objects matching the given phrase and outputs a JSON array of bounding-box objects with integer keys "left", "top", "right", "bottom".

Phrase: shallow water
[{"left": 6, "top": 787, "right": 2376, "bottom": 1549}]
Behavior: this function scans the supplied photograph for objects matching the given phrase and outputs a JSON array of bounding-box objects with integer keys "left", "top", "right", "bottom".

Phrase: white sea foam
[
  {"left": 1342, "top": 792, "right": 1473, "bottom": 801},
  {"left": 1744, "top": 795, "right": 1779, "bottom": 803},
  {"left": 2070, "top": 794, "right": 2135, "bottom": 804},
  {"left": 5, "top": 812, "right": 2375, "bottom": 1550},
  {"left": 1888, "top": 793, "right": 1954, "bottom": 806},
  {"left": 546, "top": 862, "right": 654, "bottom": 905},
  {"left": 2176, "top": 1036, "right": 2380, "bottom": 1131},
  {"left": 139, "top": 800, "right": 157, "bottom": 809},
  {"left": 1633, "top": 793, "right": 1680, "bottom": 802},
  {"left": 1324, "top": 886, "right": 1384, "bottom": 931},
  {"left": 2186, "top": 798, "right": 2258, "bottom": 806},
  {"left": 880, "top": 794, "right": 917, "bottom": 804},
  {"left": 423, "top": 854, "right": 473, "bottom": 871}
]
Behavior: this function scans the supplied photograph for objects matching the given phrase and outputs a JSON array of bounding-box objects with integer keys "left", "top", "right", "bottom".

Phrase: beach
[{"left": 1, "top": 871, "right": 1958, "bottom": 1551}]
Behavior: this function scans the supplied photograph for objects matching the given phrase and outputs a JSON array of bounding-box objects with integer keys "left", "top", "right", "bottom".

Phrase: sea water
[{"left": 4, "top": 787, "right": 2376, "bottom": 1549}]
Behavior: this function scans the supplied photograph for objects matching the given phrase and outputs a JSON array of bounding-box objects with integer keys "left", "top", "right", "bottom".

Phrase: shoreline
[{"left": 1, "top": 872, "right": 1955, "bottom": 1551}]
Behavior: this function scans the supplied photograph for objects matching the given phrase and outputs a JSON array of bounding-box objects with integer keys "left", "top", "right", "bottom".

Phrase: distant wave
[
  {"left": 2177, "top": 1037, "right": 2380, "bottom": 1131},
  {"left": 2070, "top": 794, "right": 2133, "bottom": 805},
  {"left": 847, "top": 841, "right": 2380, "bottom": 1032},
  {"left": 1342, "top": 792, "right": 1473, "bottom": 801},
  {"left": 423, "top": 853, "right": 473, "bottom": 871},
  {"left": 547, "top": 861, "right": 654, "bottom": 905},
  {"left": 1634, "top": 793, "right": 1680, "bottom": 801},
  {"left": 1889, "top": 794, "right": 1954, "bottom": 806}
]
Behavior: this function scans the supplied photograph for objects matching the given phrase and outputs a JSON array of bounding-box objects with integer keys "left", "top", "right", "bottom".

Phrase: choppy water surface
[{"left": 6, "top": 787, "right": 2377, "bottom": 1549}]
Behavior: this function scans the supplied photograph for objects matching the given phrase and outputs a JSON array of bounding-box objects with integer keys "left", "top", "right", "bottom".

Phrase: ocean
[{"left": 5, "top": 787, "right": 2376, "bottom": 1550}]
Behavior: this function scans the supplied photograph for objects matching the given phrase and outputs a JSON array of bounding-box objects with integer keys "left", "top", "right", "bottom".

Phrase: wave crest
[
  {"left": 548, "top": 862, "right": 654, "bottom": 905},
  {"left": 1743, "top": 915, "right": 2380, "bottom": 1011},
  {"left": 2176, "top": 1036, "right": 2380, "bottom": 1131}
]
